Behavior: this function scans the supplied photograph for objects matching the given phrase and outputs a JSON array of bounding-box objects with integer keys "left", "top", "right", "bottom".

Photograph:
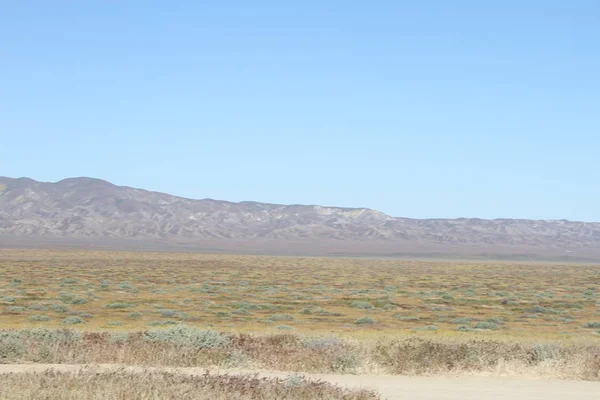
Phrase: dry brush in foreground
[
  {"left": 1, "top": 327, "right": 599, "bottom": 380},
  {"left": 0, "top": 369, "right": 379, "bottom": 400}
]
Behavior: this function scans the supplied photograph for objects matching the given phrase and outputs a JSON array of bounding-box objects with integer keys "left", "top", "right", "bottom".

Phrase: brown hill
[{"left": 1, "top": 176, "right": 599, "bottom": 260}]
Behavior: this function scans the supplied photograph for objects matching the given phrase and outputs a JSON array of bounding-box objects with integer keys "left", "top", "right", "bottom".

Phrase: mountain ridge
[
  {"left": 1, "top": 176, "right": 600, "bottom": 259},
  {"left": 0, "top": 175, "right": 592, "bottom": 223}
]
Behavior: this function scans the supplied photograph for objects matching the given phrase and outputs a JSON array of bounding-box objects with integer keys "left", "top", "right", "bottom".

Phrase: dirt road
[{"left": 1, "top": 364, "right": 599, "bottom": 400}]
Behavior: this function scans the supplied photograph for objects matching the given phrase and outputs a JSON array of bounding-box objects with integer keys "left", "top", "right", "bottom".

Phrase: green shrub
[
  {"left": 474, "top": 321, "right": 500, "bottom": 330},
  {"left": 59, "top": 293, "right": 87, "bottom": 305},
  {"left": 147, "top": 320, "right": 179, "bottom": 326},
  {"left": 62, "top": 316, "right": 84, "bottom": 325},
  {"left": 7, "top": 306, "right": 26, "bottom": 312},
  {"left": 584, "top": 322, "right": 600, "bottom": 329},
  {"left": 413, "top": 325, "right": 438, "bottom": 331},
  {"left": 29, "top": 315, "right": 51, "bottom": 322},
  {"left": 300, "top": 306, "right": 324, "bottom": 315},
  {"left": 396, "top": 315, "right": 420, "bottom": 322},
  {"left": 110, "top": 333, "right": 129, "bottom": 344},
  {"left": 160, "top": 310, "right": 180, "bottom": 318},
  {"left": 50, "top": 304, "right": 68, "bottom": 313},
  {"left": 0, "top": 334, "right": 25, "bottom": 361},
  {"left": 528, "top": 306, "right": 559, "bottom": 314},
  {"left": 105, "top": 302, "right": 136, "bottom": 309},
  {"left": 128, "top": 312, "right": 143, "bottom": 319},
  {"left": 269, "top": 314, "right": 294, "bottom": 321},
  {"left": 451, "top": 317, "right": 473, "bottom": 324},
  {"left": 350, "top": 301, "right": 373, "bottom": 309},
  {"left": 16, "top": 328, "right": 81, "bottom": 343},
  {"left": 28, "top": 304, "right": 48, "bottom": 311},
  {"left": 355, "top": 316, "right": 376, "bottom": 325}
]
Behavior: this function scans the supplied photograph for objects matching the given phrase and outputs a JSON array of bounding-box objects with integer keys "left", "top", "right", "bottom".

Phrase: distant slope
[{"left": 1, "top": 176, "right": 600, "bottom": 259}]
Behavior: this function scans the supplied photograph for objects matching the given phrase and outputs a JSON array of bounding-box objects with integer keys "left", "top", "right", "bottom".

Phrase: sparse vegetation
[
  {"left": 1, "top": 249, "right": 600, "bottom": 385},
  {"left": 355, "top": 316, "right": 376, "bottom": 325},
  {"left": 0, "top": 370, "right": 379, "bottom": 400},
  {"left": 0, "top": 328, "right": 599, "bottom": 381}
]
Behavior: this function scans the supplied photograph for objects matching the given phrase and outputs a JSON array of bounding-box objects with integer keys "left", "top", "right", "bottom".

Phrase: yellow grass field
[{"left": 1, "top": 249, "right": 599, "bottom": 338}]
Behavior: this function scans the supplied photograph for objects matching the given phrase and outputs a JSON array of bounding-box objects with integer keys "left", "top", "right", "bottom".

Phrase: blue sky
[{"left": 1, "top": 1, "right": 599, "bottom": 220}]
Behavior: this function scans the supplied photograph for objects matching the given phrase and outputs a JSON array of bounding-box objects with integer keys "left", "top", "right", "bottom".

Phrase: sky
[{"left": 1, "top": 1, "right": 599, "bottom": 221}]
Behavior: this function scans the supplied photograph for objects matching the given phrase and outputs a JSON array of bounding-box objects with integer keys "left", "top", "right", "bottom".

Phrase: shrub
[
  {"left": 300, "top": 306, "right": 324, "bottom": 315},
  {"left": 355, "top": 316, "right": 376, "bottom": 325},
  {"left": 0, "top": 334, "right": 25, "bottom": 361},
  {"left": 350, "top": 301, "right": 373, "bottom": 309},
  {"left": 28, "top": 304, "right": 48, "bottom": 311},
  {"left": 107, "top": 321, "right": 123, "bottom": 326},
  {"left": 7, "top": 306, "right": 26, "bottom": 312},
  {"left": 110, "top": 333, "right": 129, "bottom": 344},
  {"left": 59, "top": 293, "right": 87, "bottom": 305},
  {"left": 147, "top": 320, "right": 179, "bottom": 326},
  {"left": 303, "top": 336, "right": 342, "bottom": 350},
  {"left": 584, "top": 322, "right": 600, "bottom": 329},
  {"left": 50, "top": 304, "right": 68, "bottom": 313},
  {"left": 15, "top": 328, "right": 81, "bottom": 343},
  {"left": 99, "top": 280, "right": 111, "bottom": 290},
  {"left": 285, "top": 374, "right": 305, "bottom": 388},
  {"left": 332, "top": 353, "right": 359, "bottom": 373},
  {"left": 160, "top": 310, "right": 181, "bottom": 318},
  {"left": 220, "top": 349, "right": 250, "bottom": 368},
  {"left": 528, "top": 306, "right": 559, "bottom": 314},
  {"left": 128, "top": 312, "right": 143, "bottom": 319},
  {"left": 277, "top": 325, "right": 294, "bottom": 330},
  {"left": 143, "top": 325, "right": 230, "bottom": 349},
  {"left": 396, "top": 315, "right": 420, "bottom": 322},
  {"left": 487, "top": 317, "right": 505, "bottom": 325},
  {"left": 474, "top": 321, "right": 500, "bottom": 330},
  {"left": 105, "top": 302, "right": 136, "bottom": 309},
  {"left": 62, "top": 316, "right": 84, "bottom": 325},
  {"left": 413, "top": 325, "right": 438, "bottom": 331},
  {"left": 1, "top": 296, "right": 16, "bottom": 304},
  {"left": 269, "top": 314, "right": 294, "bottom": 321},
  {"left": 451, "top": 317, "right": 473, "bottom": 324},
  {"left": 29, "top": 315, "right": 51, "bottom": 322}
]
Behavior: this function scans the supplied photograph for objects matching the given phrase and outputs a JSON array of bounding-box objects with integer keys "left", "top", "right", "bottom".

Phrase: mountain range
[{"left": 1, "top": 176, "right": 600, "bottom": 261}]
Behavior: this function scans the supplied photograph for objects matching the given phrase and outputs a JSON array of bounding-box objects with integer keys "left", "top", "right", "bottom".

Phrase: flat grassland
[
  {"left": 1, "top": 249, "right": 599, "bottom": 337},
  {"left": 2, "top": 249, "right": 600, "bottom": 393}
]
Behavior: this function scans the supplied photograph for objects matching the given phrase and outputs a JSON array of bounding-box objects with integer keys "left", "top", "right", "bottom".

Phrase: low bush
[{"left": 355, "top": 316, "right": 376, "bottom": 325}]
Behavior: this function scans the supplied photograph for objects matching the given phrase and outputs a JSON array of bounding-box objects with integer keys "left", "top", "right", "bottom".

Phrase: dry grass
[
  {"left": 1, "top": 327, "right": 600, "bottom": 380},
  {"left": 1, "top": 249, "right": 600, "bottom": 337},
  {"left": 0, "top": 369, "right": 379, "bottom": 400},
  {"left": 1, "top": 248, "right": 600, "bottom": 391}
]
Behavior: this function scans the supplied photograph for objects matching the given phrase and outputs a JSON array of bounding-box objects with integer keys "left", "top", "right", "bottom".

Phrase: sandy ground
[{"left": 1, "top": 364, "right": 599, "bottom": 400}]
